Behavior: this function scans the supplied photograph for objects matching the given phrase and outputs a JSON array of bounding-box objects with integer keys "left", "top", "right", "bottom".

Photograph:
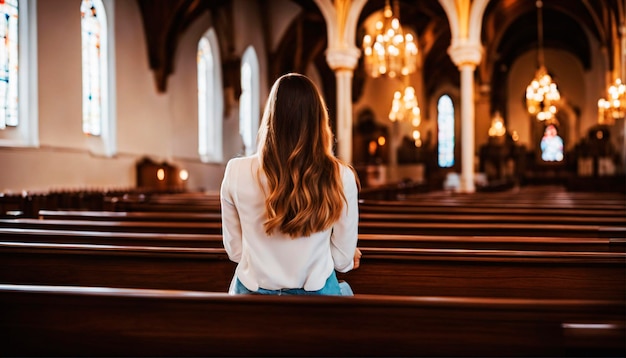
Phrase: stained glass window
[
  {"left": 437, "top": 94, "right": 455, "bottom": 167},
  {"left": 81, "top": 0, "right": 105, "bottom": 136},
  {"left": 540, "top": 124, "right": 564, "bottom": 161},
  {"left": 197, "top": 29, "right": 223, "bottom": 163},
  {"left": 0, "top": 0, "right": 19, "bottom": 129}
]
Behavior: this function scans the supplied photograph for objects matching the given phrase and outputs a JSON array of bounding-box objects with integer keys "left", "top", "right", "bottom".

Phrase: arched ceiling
[{"left": 136, "top": 0, "right": 624, "bottom": 115}]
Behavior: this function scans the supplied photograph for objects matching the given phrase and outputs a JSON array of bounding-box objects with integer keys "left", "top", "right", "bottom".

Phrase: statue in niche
[{"left": 540, "top": 124, "right": 564, "bottom": 162}]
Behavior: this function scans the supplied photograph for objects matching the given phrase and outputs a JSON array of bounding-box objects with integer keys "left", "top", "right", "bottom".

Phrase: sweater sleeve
[
  {"left": 221, "top": 159, "right": 243, "bottom": 263},
  {"left": 330, "top": 166, "right": 359, "bottom": 273}
]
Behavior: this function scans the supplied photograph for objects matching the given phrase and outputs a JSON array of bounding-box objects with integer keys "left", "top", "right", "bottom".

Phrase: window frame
[
  {"left": 239, "top": 46, "right": 260, "bottom": 156},
  {"left": 0, "top": 0, "right": 38, "bottom": 148},
  {"left": 197, "top": 28, "right": 223, "bottom": 163},
  {"left": 81, "top": 0, "right": 116, "bottom": 157}
]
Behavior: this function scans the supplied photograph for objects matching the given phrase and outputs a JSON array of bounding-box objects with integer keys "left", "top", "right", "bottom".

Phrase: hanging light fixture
[
  {"left": 598, "top": 79, "right": 626, "bottom": 125},
  {"left": 488, "top": 111, "right": 506, "bottom": 137},
  {"left": 362, "top": 0, "right": 418, "bottom": 78},
  {"left": 389, "top": 85, "right": 421, "bottom": 146},
  {"left": 525, "top": 0, "right": 561, "bottom": 121},
  {"left": 389, "top": 86, "right": 420, "bottom": 124}
]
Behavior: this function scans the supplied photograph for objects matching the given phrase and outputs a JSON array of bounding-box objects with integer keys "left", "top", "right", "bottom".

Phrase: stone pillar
[
  {"left": 448, "top": 41, "right": 482, "bottom": 193},
  {"left": 315, "top": 0, "right": 366, "bottom": 163},
  {"left": 326, "top": 48, "right": 360, "bottom": 162}
]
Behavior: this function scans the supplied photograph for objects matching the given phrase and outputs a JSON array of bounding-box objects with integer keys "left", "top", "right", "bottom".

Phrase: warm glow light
[
  {"left": 525, "top": 0, "right": 561, "bottom": 122},
  {"left": 179, "top": 169, "right": 189, "bottom": 181},
  {"left": 156, "top": 168, "right": 165, "bottom": 181},
  {"left": 488, "top": 111, "right": 506, "bottom": 137},
  {"left": 526, "top": 66, "right": 560, "bottom": 121},
  {"left": 597, "top": 78, "right": 625, "bottom": 124},
  {"left": 377, "top": 136, "right": 386, "bottom": 146},
  {"left": 368, "top": 140, "right": 377, "bottom": 155},
  {"left": 389, "top": 86, "right": 421, "bottom": 125},
  {"left": 362, "top": 0, "right": 417, "bottom": 78},
  {"left": 413, "top": 130, "right": 422, "bottom": 147}
]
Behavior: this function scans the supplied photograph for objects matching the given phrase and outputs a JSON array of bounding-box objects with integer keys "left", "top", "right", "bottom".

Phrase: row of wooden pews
[
  {"left": 2, "top": 242, "right": 624, "bottom": 300},
  {"left": 1, "top": 186, "right": 625, "bottom": 356},
  {"left": 2, "top": 284, "right": 623, "bottom": 357}
]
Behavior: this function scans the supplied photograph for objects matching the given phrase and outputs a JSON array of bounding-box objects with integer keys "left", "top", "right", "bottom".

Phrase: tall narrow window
[
  {"left": 81, "top": 0, "right": 106, "bottom": 136},
  {"left": 197, "top": 29, "right": 223, "bottom": 163},
  {"left": 437, "top": 95, "right": 455, "bottom": 168},
  {"left": 80, "top": 0, "right": 114, "bottom": 157},
  {"left": 239, "top": 46, "right": 259, "bottom": 156},
  {"left": 0, "top": 0, "right": 38, "bottom": 148},
  {"left": 0, "top": 0, "right": 19, "bottom": 129}
]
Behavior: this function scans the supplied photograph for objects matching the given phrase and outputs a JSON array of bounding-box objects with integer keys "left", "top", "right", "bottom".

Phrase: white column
[
  {"left": 315, "top": 0, "right": 366, "bottom": 163},
  {"left": 459, "top": 64, "right": 476, "bottom": 193},
  {"left": 335, "top": 69, "right": 354, "bottom": 161},
  {"left": 448, "top": 41, "right": 482, "bottom": 193},
  {"left": 326, "top": 47, "right": 360, "bottom": 162}
]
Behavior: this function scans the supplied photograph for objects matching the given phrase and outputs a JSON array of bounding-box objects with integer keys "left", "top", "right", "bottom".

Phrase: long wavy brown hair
[{"left": 256, "top": 73, "right": 356, "bottom": 238}]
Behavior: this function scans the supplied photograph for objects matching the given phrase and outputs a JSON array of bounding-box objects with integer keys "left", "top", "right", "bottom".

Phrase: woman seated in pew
[{"left": 221, "top": 73, "right": 361, "bottom": 296}]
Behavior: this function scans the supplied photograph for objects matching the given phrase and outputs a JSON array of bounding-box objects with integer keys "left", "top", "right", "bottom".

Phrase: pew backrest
[{"left": 1, "top": 284, "right": 624, "bottom": 357}]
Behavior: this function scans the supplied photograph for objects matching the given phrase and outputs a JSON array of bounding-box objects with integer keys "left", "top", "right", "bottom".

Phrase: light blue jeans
[{"left": 231, "top": 271, "right": 353, "bottom": 296}]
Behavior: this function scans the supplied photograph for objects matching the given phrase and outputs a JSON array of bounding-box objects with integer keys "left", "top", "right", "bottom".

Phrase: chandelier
[
  {"left": 598, "top": 78, "right": 626, "bottom": 124},
  {"left": 389, "top": 85, "right": 422, "bottom": 146},
  {"left": 389, "top": 86, "right": 421, "bottom": 124},
  {"left": 525, "top": 0, "right": 561, "bottom": 121},
  {"left": 362, "top": 0, "right": 418, "bottom": 78},
  {"left": 488, "top": 111, "right": 506, "bottom": 137}
]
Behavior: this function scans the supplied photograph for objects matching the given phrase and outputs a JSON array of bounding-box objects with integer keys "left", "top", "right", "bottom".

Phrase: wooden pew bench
[
  {"left": 358, "top": 233, "right": 626, "bottom": 252},
  {"left": 2, "top": 242, "right": 624, "bottom": 300},
  {"left": 358, "top": 221, "right": 626, "bottom": 238},
  {"left": 4, "top": 216, "right": 625, "bottom": 238},
  {"left": 1, "top": 284, "right": 623, "bottom": 357},
  {"left": 2, "top": 228, "right": 624, "bottom": 252},
  {"left": 338, "top": 247, "right": 626, "bottom": 301},
  {"left": 0, "top": 241, "right": 235, "bottom": 292},
  {"left": 0, "top": 228, "right": 224, "bottom": 248},
  {"left": 359, "top": 212, "right": 626, "bottom": 226},
  {"left": 358, "top": 201, "right": 626, "bottom": 217},
  {"left": 0, "top": 218, "right": 222, "bottom": 235},
  {"left": 38, "top": 209, "right": 222, "bottom": 222},
  {"left": 38, "top": 209, "right": 626, "bottom": 227}
]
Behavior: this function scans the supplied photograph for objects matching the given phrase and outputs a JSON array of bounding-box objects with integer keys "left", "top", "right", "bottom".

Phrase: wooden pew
[
  {"left": 0, "top": 228, "right": 224, "bottom": 248},
  {"left": 38, "top": 209, "right": 626, "bottom": 227},
  {"left": 38, "top": 209, "right": 222, "bottom": 222},
  {"left": 338, "top": 247, "right": 626, "bottom": 301},
  {"left": 357, "top": 221, "right": 626, "bottom": 238},
  {"left": 0, "top": 218, "right": 222, "bottom": 235},
  {"left": 358, "top": 234, "right": 626, "bottom": 253},
  {"left": 2, "top": 228, "right": 624, "bottom": 252},
  {"left": 2, "top": 242, "right": 624, "bottom": 301},
  {"left": 4, "top": 216, "right": 625, "bottom": 238},
  {"left": 359, "top": 212, "right": 626, "bottom": 226},
  {"left": 1, "top": 284, "right": 623, "bottom": 357},
  {"left": 0, "top": 242, "right": 235, "bottom": 292},
  {"left": 358, "top": 202, "right": 625, "bottom": 218}
]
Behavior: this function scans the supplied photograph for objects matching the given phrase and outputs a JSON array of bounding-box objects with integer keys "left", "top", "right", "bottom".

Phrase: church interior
[
  {"left": 0, "top": 0, "right": 624, "bottom": 194},
  {"left": 0, "top": 0, "right": 625, "bottom": 356}
]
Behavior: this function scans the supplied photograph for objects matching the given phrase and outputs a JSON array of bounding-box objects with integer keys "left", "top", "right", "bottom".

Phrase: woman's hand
[{"left": 353, "top": 248, "right": 362, "bottom": 269}]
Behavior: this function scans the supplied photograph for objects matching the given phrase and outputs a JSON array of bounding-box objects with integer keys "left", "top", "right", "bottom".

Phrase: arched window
[
  {"left": 81, "top": 0, "right": 115, "bottom": 156},
  {"left": 437, "top": 94, "right": 455, "bottom": 168},
  {"left": 239, "top": 46, "right": 259, "bottom": 156},
  {"left": 0, "top": 0, "right": 37, "bottom": 147},
  {"left": 197, "top": 28, "right": 223, "bottom": 163},
  {"left": 0, "top": 0, "right": 18, "bottom": 129}
]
